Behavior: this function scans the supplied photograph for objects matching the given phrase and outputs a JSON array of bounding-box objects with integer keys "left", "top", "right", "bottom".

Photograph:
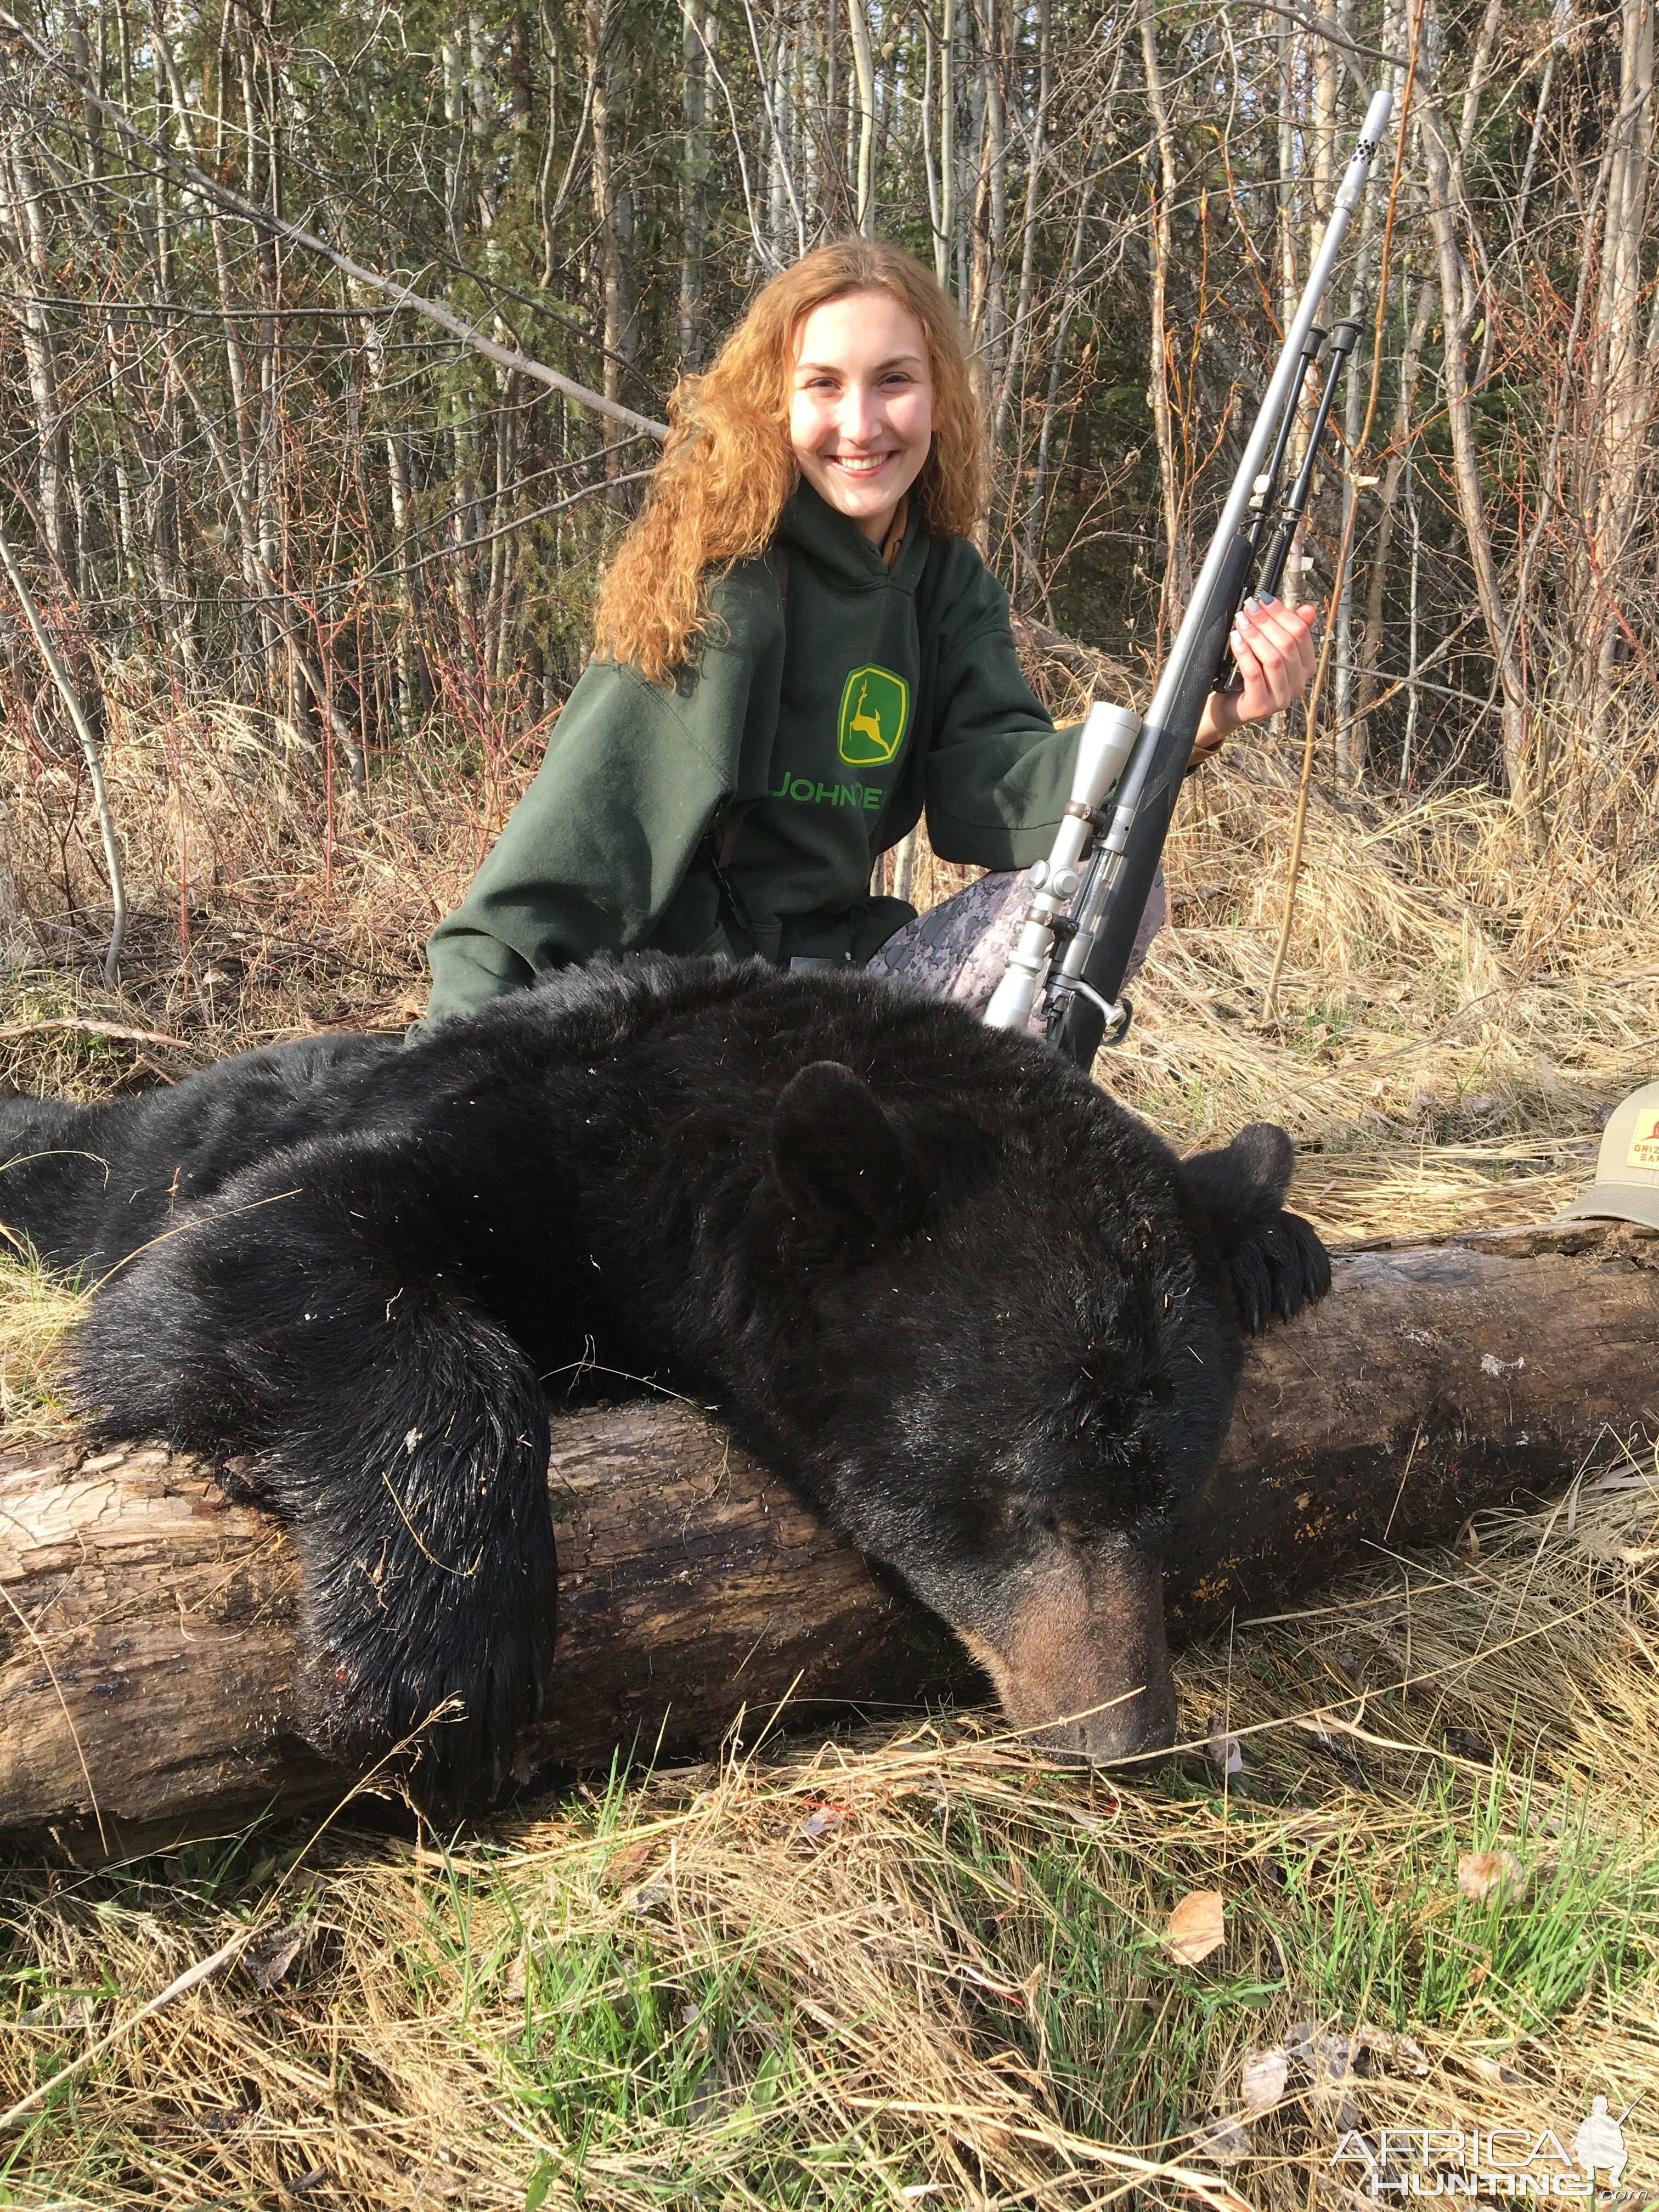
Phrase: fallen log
[{"left": 3, "top": 1218, "right": 1655, "bottom": 1854}]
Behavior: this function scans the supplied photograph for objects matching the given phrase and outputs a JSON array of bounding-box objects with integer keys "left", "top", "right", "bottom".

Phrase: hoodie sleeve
[
  {"left": 918, "top": 549, "right": 1096, "bottom": 872},
  {"left": 422, "top": 569, "right": 781, "bottom": 1025}
]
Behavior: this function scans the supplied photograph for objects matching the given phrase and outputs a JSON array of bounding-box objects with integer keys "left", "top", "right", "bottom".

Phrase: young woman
[{"left": 422, "top": 239, "right": 1316, "bottom": 1026}]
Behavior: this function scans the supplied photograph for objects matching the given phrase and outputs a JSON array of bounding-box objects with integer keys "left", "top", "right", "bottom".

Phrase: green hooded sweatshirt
[{"left": 422, "top": 483, "right": 1092, "bottom": 1023}]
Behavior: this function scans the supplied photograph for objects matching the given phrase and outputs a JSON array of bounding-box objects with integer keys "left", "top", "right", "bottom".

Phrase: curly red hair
[{"left": 592, "top": 241, "right": 985, "bottom": 682}]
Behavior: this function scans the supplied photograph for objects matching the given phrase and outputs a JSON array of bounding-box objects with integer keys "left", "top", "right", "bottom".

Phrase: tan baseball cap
[{"left": 1560, "top": 1080, "right": 1659, "bottom": 1230}]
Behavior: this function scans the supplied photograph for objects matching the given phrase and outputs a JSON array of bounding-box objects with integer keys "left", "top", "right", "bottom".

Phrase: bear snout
[{"left": 964, "top": 1542, "right": 1178, "bottom": 1767}]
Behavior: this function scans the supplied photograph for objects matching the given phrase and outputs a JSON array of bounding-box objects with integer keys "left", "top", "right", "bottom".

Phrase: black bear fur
[{"left": 0, "top": 957, "right": 1329, "bottom": 1794}]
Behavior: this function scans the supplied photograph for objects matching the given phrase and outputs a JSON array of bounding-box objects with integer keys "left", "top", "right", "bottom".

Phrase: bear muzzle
[{"left": 963, "top": 1542, "right": 1177, "bottom": 1766}]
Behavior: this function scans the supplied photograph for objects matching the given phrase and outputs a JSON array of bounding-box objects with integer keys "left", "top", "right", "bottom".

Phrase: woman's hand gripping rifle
[{"left": 984, "top": 88, "right": 1394, "bottom": 1069}]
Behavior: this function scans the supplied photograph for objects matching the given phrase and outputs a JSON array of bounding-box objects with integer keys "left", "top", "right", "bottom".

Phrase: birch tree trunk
[
  {"left": 847, "top": 0, "right": 876, "bottom": 236},
  {"left": 1, "top": 136, "right": 73, "bottom": 586},
  {"left": 586, "top": 0, "right": 624, "bottom": 443},
  {"left": 992, "top": 0, "right": 1048, "bottom": 460},
  {"left": 1414, "top": 68, "right": 1532, "bottom": 819},
  {"left": 1139, "top": 0, "right": 1184, "bottom": 641},
  {"left": 1357, "top": 273, "right": 1435, "bottom": 745},
  {"left": 1584, "top": 0, "right": 1657, "bottom": 759},
  {"left": 680, "top": 1, "right": 711, "bottom": 365}
]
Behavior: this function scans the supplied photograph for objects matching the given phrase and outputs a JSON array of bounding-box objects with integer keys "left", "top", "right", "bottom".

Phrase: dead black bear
[{"left": 0, "top": 957, "right": 1328, "bottom": 1796}]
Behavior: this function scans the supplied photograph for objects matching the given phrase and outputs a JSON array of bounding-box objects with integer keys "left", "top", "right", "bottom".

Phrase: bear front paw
[{"left": 297, "top": 1551, "right": 555, "bottom": 1803}]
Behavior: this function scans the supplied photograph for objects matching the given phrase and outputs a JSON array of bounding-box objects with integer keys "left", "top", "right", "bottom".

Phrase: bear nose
[
  {"left": 968, "top": 1541, "right": 1178, "bottom": 1768},
  {"left": 1023, "top": 1670, "right": 1178, "bottom": 1768}
]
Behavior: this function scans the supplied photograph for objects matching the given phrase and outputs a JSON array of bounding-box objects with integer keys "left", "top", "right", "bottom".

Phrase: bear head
[{"left": 623, "top": 980, "right": 1329, "bottom": 1769}]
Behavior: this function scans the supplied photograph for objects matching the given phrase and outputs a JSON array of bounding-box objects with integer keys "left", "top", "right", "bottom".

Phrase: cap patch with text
[{"left": 1628, "top": 1110, "right": 1659, "bottom": 1172}]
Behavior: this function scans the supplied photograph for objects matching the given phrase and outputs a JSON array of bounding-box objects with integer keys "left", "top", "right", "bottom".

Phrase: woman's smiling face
[{"left": 788, "top": 289, "right": 935, "bottom": 544}]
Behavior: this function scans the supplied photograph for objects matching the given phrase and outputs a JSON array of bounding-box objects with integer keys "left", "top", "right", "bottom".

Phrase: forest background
[{"left": 1, "top": 0, "right": 1657, "bottom": 1039}]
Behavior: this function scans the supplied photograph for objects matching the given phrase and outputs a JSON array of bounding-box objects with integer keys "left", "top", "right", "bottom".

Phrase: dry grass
[
  {"left": 0, "top": 688, "right": 534, "bottom": 1104},
  {"left": 1103, "top": 743, "right": 1659, "bottom": 1239},
  {"left": 3, "top": 696, "right": 1659, "bottom": 2206},
  {"left": 2, "top": 1430, "right": 1656, "bottom": 2209},
  {"left": 0, "top": 1254, "right": 78, "bottom": 1437}
]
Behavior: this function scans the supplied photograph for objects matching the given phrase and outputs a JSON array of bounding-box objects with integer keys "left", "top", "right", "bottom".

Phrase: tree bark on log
[{"left": 3, "top": 1220, "right": 1656, "bottom": 1855}]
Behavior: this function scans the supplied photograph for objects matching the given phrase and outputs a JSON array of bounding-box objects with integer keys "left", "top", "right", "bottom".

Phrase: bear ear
[
  {"left": 770, "top": 1060, "right": 923, "bottom": 1242},
  {"left": 1180, "top": 1122, "right": 1295, "bottom": 1221},
  {"left": 1178, "top": 1122, "right": 1332, "bottom": 1333}
]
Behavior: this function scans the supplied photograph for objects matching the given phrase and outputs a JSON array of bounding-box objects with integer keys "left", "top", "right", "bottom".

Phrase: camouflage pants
[{"left": 865, "top": 866, "right": 1167, "bottom": 1017}]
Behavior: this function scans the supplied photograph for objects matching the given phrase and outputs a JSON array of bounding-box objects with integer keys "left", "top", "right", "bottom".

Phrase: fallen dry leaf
[
  {"left": 1576, "top": 1522, "right": 1650, "bottom": 1562},
  {"left": 1285, "top": 1817, "right": 1342, "bottom": 1851},
  {"left": 1350, "top": 2025, "right": 1431, "bottom": 2076},
  {"left": 1461, "top": 2053, "right": 1523, "bottom": 2087},
  {"left": 601, "top": 1839, "right": 657, "bottom": 1890},
  {"left": 20, "top": 1993, "right": 98, "bottom": 2030},
  {"left": 1312, "top": 2034, "right": 1355, "bottom": 2085},
  {"left": 1165, "top": 1888, "right": 1226, "bottom": 1966},
  {"left": 1193, "top": 2110, "right": 1253, "bottom": 2164},
  {"left": 1240, "top": 2045, "right": 1289, "bottom": 2112},
  {"left": 992, "top": 1855, "right": 1027, "bottom": 1922},
  {"left": 1457, "top": 1849, "right": 1523, "bottom": 1903},
  {"left": 799, "top": 1803, "right": 849, "bottom": 1838},
  {"left": 245, "top": 1921, "right": 310, "bottom": 1993},
  {"left": 1206, "top": 1712, "right": 1244, "bottom": 1779}
]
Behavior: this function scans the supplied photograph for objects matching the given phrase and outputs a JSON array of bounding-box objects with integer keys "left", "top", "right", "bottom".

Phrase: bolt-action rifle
[{"left": 984, "top": 89, "right": 1394, "bottom": 1068}]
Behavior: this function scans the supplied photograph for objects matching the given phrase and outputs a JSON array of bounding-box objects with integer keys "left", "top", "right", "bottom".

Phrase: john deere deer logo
[
  {"left": 838, "top": 665, "right": 909, "bottom": 767},
  {"left": 849, "top": 684, "right": 884, "bottom": 752}
]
